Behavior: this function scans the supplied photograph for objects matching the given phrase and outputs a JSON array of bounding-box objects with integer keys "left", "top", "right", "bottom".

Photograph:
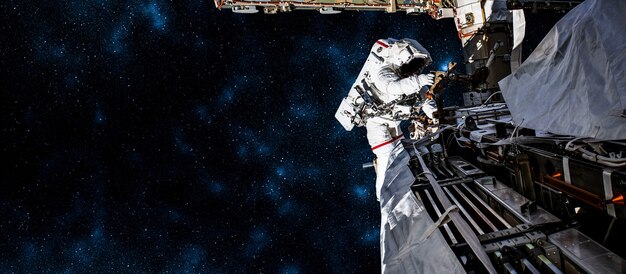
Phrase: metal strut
[{"left": 415, "top": 152, "right": 497, "bottom": 274}]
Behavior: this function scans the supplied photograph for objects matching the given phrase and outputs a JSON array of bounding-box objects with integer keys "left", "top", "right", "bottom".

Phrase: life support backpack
[{"left": 335, "top": 38, "right": 397, "bottom": 131}]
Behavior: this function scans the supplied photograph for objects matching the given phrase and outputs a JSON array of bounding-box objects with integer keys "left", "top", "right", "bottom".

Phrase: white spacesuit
[
  {"left": 335, "top": 38, "right": 436, "bottom": 200},
  {"left": 367, "top": 39, "right": 436, "bottom": 200}
]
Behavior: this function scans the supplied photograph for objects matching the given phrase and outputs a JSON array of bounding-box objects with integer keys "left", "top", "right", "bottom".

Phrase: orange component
[
  {"left": 611, "top": 194, "right": 624, "bottom": 206},
  {"left": 551, "top": 170, "right": 563, "bottom": 180},
  {"left": 454, "top": 16, "right": 476, "bottom": 39}
]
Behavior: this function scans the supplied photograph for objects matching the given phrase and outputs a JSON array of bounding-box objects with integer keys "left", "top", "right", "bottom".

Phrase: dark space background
[{"left": 1, "top": 1, "right": 564, "bottom": 273}]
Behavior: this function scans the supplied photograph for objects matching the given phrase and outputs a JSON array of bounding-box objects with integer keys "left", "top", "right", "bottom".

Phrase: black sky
[{"left": 1, "top": 1, "right": 564, "bottom": 273}]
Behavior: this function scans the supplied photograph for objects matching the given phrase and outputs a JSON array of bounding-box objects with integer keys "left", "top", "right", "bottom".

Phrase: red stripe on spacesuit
[
  {"left": 371, "top": 135, "right": 403, "bottom": 151},
  {"left": 375, "top": 40, "right": 389, "bottom": 48}
]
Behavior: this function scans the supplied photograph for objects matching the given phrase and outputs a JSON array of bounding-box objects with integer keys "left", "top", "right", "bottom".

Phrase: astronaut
[
  {"left": 368, "top": 39, "right": 437, "bottom": 200},
  {"left": 335, "top": 38, "right": 436, "bottom": 201}
]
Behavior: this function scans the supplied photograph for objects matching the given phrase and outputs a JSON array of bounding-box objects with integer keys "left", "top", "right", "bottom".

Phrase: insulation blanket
[
  {"left": 499, "top": 0, "right": 626, "bottom": 140},
  {"left": 378, "top": 143, "right": 464, "bottom": 273}
]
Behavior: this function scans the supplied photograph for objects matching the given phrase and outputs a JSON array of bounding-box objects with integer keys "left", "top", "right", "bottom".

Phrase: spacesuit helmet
[{"left": 388, "top": 39, "right": 432, "bottom": 77}]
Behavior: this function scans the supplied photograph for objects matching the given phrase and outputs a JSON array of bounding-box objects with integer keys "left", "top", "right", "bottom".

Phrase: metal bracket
[{"left": 603, "top": 170, "right": 616, "bottom": 218}]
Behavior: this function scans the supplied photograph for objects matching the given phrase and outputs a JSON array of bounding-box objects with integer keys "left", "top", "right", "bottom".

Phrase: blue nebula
[
  {"left": 289, "top": 104, "right": 319, "bottom": 121},
  {"left": 194, "top": 104, "right": 211, "bottom": 122},
  {"left": 21, "top": 242, "right": 36, "bottom": 261},
  {"left": 70, "top": 240, "right": 94, "bottom": 265},
  {"left": 353, "top": 185, "right": 369, "bottom": 201},
  {"left": 325, "top": 45, "right": 354, "bottom": 81},
  {"left": 275, "top": 166, "right": 286, "bottom": 177},
  {"left": 32, "top": 36, "right": 69, "bottom": 64},
  {"left": 234, "top": 127, "right": 275, "bottom": 160},
  {"left": 52, "top": 44, "right": 66, "bottom": 59},
  {"left": 198, "top": 163, "right": 226, "bottom": 196},
  {"left": 281, "top": 264, "right": 301, "bottom": 274},
  {"left": 208, "top": 181, "right": 224, "bottom": 194},
  {"left": 244, "top": 228, "right": 270, "bottom": 257},
  {"left": 278, "top": 199, "right": 296, "bottom": 216},
  {"left": 218, "top": 89, "right": 235, "bottom": 105},
  {"left": 264, "top": 180, "right": 280, "bottom": 201},
  {"left": 64, "top": 0, "right": 112, "bottom": 20},
  {"left": 236, "top": 145, "right": 249, "bottom": 158},
  {"left": 90, "top": 225, "right": 104, "bottom": 243},
  {"left": 109, "top": 24, "right": 128, "bottom": 54},
  {"left": 173, "top": 128, "right": 193, "bottom": 154},
  {"left": 360, "top": 227, "right": 379, "bottom": 245},
  {"left": 143, "top": 2, "right": 167, "bottom": 30},
  {"left": 302, "top": 167, "right": 322, "bottom": 178},
  {"left": 256, "top": 144, "right": 271, "bottom": 156},
  {"left": 179, "top": 245, "right": 206, "bottom": 272}
]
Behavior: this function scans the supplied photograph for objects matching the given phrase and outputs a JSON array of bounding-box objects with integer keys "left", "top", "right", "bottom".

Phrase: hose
[
  {"left": 565, "top": 138, "right": 626, "bottom": 163},
  {"left": 579, "top": 147, "right": 626, "bottom": 163},
  {"left": 480, "top": 91, "right": 502, "bottom": 107},
  {"left": 581, "top": 153, "right": 626, "bottom": 167}
]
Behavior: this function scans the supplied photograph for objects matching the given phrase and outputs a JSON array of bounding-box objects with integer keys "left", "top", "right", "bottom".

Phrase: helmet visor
[{"left": 399, "top": 57, "right": 426, "bottom": 78}]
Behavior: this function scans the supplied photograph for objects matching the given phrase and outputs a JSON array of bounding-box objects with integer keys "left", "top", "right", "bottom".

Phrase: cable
[
  {"left": 565, "top": 138, "right": 626, "bottom": 164},
  {"left": 564, "top": 137, "right": 587, "bottom": 151},
  {"left": 581, "top": 153, "right": 626, "bottom": 167},
  {"left": 579, "top": 147, "right": 626, "bottom": 163},
  {"left": 509, "top": 118, "right": 524, "bottom": 143},
  {"left": 480, "top": 91, "right": 502, "bottom": 107},
  {"left": 567, "top": 138, "right": 626, "bottom": 167}
]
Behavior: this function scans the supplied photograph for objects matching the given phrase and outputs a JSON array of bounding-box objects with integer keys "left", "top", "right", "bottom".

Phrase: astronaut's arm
[{"left": 375, "top": 67, "right": 433, "bottom": 96}]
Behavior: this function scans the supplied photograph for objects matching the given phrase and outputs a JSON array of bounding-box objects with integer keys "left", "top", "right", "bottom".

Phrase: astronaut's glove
[
  {"left": 415, "top": 73, "right": 435, "bottom": 89},
  {"left": 422, "top": 99, "right": 437, "bottom": 119}
]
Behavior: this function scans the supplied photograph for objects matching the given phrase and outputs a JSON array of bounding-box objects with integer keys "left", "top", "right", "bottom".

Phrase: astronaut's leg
[{"left": 366, "top": 118, "right": 404, "bottom": 201}]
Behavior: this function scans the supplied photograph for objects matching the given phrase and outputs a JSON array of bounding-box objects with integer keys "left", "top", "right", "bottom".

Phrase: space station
[{"left": 215, "top": 0, "right": 625, "bottom": 273}]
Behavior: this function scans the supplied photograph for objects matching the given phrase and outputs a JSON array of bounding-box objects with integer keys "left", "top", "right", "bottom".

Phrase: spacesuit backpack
[{"left": 335, "top": 38, "right": 397, "bottom": 131}]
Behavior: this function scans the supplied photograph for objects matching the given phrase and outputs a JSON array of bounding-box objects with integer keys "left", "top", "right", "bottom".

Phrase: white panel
[
  {"left": 603, "top": 170, "right": 616, "bottom": 218},
  {"left": 456, "top": 0, "right": 480, "bottom": 8},
  {"left": 563, "top": 157, "right": 571, "bottom": 184},
  {"left": 510, "top": 9, "right": 526, "bottom": 72}
]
